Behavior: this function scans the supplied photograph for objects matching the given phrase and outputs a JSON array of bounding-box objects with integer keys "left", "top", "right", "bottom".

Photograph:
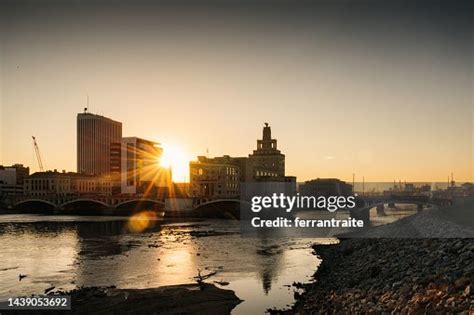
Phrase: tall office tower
[{"left": 77, "top": 111, "right": 122, "bottom": 175}]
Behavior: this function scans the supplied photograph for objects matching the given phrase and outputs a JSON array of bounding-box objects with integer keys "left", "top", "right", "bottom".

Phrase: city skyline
[
  {"left": 0, "top": 108, "right": 471, "bottom": 183},
  {"left": 1, "top": 0, "right": 472, "bottom": 182}
]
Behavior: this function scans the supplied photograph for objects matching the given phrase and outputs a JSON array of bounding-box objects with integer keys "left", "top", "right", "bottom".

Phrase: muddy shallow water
[{"left": 0, "top": 215, "right": 328, "bottom": 314}]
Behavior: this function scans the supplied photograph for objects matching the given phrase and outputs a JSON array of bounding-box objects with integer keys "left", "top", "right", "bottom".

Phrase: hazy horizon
[{"left": 1, "top": 0, "right": 472, "bottom": 182}]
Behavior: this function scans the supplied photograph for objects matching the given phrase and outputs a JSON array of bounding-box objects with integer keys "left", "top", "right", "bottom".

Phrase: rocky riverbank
[
  {"left": 283, "top": 239, "right": 473, "bottom": 314},
  {"left": 273, "top": 206, "right": 474, "bottom": 314}
]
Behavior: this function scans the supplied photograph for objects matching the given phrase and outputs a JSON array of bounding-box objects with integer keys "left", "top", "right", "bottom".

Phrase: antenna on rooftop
[
  {"left": 84, "top": 94, "right": 89, "bottom": 113},
  {"left": 362, "top": 176, "right": 365, "bottom": 196}
]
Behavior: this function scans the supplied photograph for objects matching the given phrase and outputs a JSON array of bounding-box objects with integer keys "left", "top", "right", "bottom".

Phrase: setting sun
[{"left": 159, "top": 143, "right": 192, "bottom": 183}]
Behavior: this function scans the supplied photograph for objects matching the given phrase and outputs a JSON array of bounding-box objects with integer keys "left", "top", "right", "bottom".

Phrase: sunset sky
[{"left": 0, "top": 0, "right": 472, "bottom": 182}]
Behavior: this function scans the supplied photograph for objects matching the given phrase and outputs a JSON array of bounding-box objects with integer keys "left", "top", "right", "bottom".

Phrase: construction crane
[{"left": 32, "top": 136, "right": 44, "bottom": 172}]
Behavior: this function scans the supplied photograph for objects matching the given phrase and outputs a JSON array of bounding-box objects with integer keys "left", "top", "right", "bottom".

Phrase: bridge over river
[
  {"left": 350, "top": 194, "right": 453, "bottom": 223},
  {"left": 1, "top": 195, "right": 246, "bottom": 218},
  {"left": 1, "top": 194, "right": 452, "bottom": 220}
]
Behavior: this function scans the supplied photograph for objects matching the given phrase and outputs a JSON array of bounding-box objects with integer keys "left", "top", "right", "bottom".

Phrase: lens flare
[{"left": 127, "top": 211, "right": 158, "bottom": 233}]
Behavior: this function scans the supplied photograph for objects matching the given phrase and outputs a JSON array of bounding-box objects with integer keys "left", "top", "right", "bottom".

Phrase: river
[
  {"left": 0, "top": 214, "right": 331, "bottom": 314},
  {"left": 0, "top": 204, "right": 417, "bottom": 314}
]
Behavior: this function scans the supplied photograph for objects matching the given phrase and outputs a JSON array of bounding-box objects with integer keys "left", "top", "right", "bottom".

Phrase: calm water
[
  {"left": 0, "top": 214, "right": 330, "bottom": 314},
  {"left": 0, "top": 205, "right": 416, "bottom": 314}
]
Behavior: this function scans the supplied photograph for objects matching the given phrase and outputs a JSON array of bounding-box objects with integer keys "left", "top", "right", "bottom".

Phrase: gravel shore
[{"left": 282, "top": 239, "right": 473, "bottom": 314}]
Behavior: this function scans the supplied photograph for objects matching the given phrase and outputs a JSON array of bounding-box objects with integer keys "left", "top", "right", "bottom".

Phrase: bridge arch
[
  {"left": 13, "top": 199, "right": 57, "bottom": 212},
  {"left": 114, "top": 199, "right": 165, "bottom": 210},
  {"left": 367, "top": 200, "right": 431, "bottom": 208},
  {"left": 193, "top": 199, "right": 249, "bottom": 219},
  {"left": 351, "top": 200, "right": 435, "bottom": 224},
  {"left": 195, "top": 199, "right": 245, "bottom": 207},
  {"left": 59, "top": 199, "right": 110, "bottom": 209}
]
